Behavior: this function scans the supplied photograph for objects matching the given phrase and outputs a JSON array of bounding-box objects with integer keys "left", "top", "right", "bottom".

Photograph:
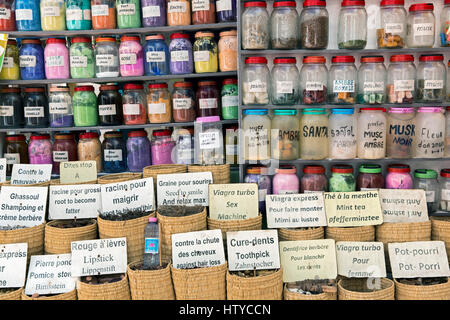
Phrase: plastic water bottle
[{"left": 143, "top": 217, "right": 160, "bottom": 269}]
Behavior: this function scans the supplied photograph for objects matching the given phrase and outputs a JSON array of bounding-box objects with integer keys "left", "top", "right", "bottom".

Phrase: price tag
[
  {"left": 10, "top": 164, "right": 52, "bottom": 185},
  {"left": 336, "top": 242, "right": 386, "bottom": 278},
  {"left": 0, "top": 243, "right": 27, "bottom": 288},
  {"left": 209, "top": 184, "right": 258, "bottom": 220}
]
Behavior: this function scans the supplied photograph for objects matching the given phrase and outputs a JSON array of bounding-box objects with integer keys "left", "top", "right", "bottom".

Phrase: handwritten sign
[
  {"left": 279, "top": 239, "right": 337, "bottom": 283},
  {"left": 172, "top": 229, "right": 225, "bottom": 269},
  {"left": 209, "top": 184, "right": 258, "bottom": 220},
  {"left": 71, "top": 238, "right": 127, "bottom": 277},
  {"left": 266, "top": 193, "right": 327, "bottom": 228},
  {"left": 25, "top": 254, "right": 75, "bottom": 295},
  {"left": 336, "top": 242, "right": 386, "bottom": 278},
  {"left": 0, "top": 158, "right": 6, "bottom": 183},
  {"left": 10, "top": 164, "right": 52, "bottom": 185},
  {"left": 0, "top": 186, "right": 48, "bottom": 228},
  {"left": 101, "top": 178, "right": 155, "bottom": 216},
  {"left": 157, "top": 172, "right": 213, "bottom": 207},
  {"left": 59, "top": 161, "right": 97, "bottom": 184},
  {"left": 388, "top": 241, "right": 450, "bottom": 278},
  {"left": 379, "top": 189, "right": 429, "bottom": 223},
  {"left": 0, "top": 243, "right": 27, "bottom": 288},
  {"left": 49, "top": 184, "right": 101, "bottom": 220},
  {"left": 324, "top": 191, "right": 383, "bottom": 227}
]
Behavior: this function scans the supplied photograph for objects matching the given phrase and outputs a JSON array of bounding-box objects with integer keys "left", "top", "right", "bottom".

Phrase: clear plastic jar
[
  {"left": 122, "top": 83, "right": 147, "bottom": 125},
  {"left": 406, "top": 3, "right": 435, "bottom": 48},
  {"left": 386, "top": 107, "right": 415, "bottom": 159},
  {"left": 194, "top": 116, "right": 224, "bottom": 165},
  {"left": 328, "top": 55, "right": 357, "bottom": 104},
  {"left": 116, "top": 0, "right": 141, "bottom": 29},
  {"left": 191, "top": 0, "right": 215, "bottom": 25},
  {"left": 225, "top": 125, "right": 238, "bottom": 164},
  {"left": 300, "top": 108, "right": 328, "bottom": 160},
  {"left": 416, "top": 54, "right": 446, "bottom": 103},
  {"left": 78, "top": 131, "right": 102, "bottom": 172},
  {"left": 218, "top": 29, "right": 237, "bottom": 72},
  {"left": 49, "top": 86, "right": 73, "bottom": 127},
  {"left": 414, "top": 169, "right": 439, "bottom": 213},
  {"left": 44, "top": 38, "right": 70, "bottom": 80},
  {"left": 15, "top": 0, "right": 41, "bottom": 31},
  {"left": 98, "top": 84, "right": 122, "bottom": 126},
  {"left": 0, "top": 87, "right": 23, "bottom": 128},
  {"left": 385, "top": 164, "right": 412, "bottom": 189},
  {"left": 173, "top": 127, "right": 194, "bottom": 165},
  {"left": 245, "top": 165, "right": 271, "bottom": 214},
  {"left": 102, "top": 131, "right": 127, "bottom": 173},
  {"left": 196, "top": 80, "right": 219, "bottom": 118},
  {"left": 300, "top": 0, "right": 328, "bottom": 49},
  {"left": 4, "top": 134, "right": 28, "bottom": 175},
  {"left": 273, "top": 165, "right": 299, "bottom": 194},
  {"left": 94, "top": 37, "right": 119, "bottom": 78},
  {"left": 301, "top": 165, "right": 327, "bottom": 193},
  {"left": 91, "top": 0, "right": 116, "bottom": 29},
  {"left": 221, "top": 78, "right": 238, "bottom": 120},
  {"left": 357, "top": 56, "right": 387, "bottom": 104},
  {"left": 169, "top": 33, "right": 194, "bottom": 75},
  {"left": 439, "top": 169, "right": 450, "bottom": 212},
  {"left": 329, "top": 165, "right": 356, "bottom": 192},
  {"left": 414, "top": 107, "right": 445, "bottom": 158},
  {"left": 167, "top": 0, "right": 190, "bottom": 26},
  {"left": 270, "top": 1, "right": 299, "bottom": 49},
  {"left": 144, "top": 34, "right": 170, "bottom": 76},
  {"left": 377, "top": 0, "right": 406, "bottom": 49},
  {"left": 0, "top": 0, "right": 15, "bottom": 31},
  {"left": 271, "top": 57, "right": 300, "bottom": 105},
  {"left": 40, "top": 0, "right": 66, "bottom": 31},
  {"left": 242, "top": 109, "right": 270, "bottom": 161},
  {"left": 193, "top": 31, "right": 218, "bottom": 74},
  {"left": 28, "top": 134, "right": 52, "bottom": 165},
  {"left": 141, "top": 0, "right": 166, "bottom": 27},
  {"left": 127, "top": 130, "right": 151, "bottom": 172},
  {"left": 69, "top": 36, "right": 95, "bottom": 79},
  {"left": 271, "top": 109, "right": 299, "bottom": 160},
  {"left": 241, "top": 1, "right": 269, "bottom": 50},
  {"left": 119, "top": 35, "right": 144, "bottom": 77},
  {"left": 446, "top": 106, "right": 450, "bottom": 157},
  {"left": 357, "top": 164, "right": 385, "bottom": 190},
  {"left": 0, "top": 40, "right": 19, "bottom": 80},
  {"left": 172, "top": 81, "right": 196, "bottom": 122},
  {"left": 338, "top": 0, "right": 367, "bottom": 49},
  {"left": 19, "top": 39, "right": 45, "bottom": 80},
  {"left": 151, "top": 129, "right": 175, "bottom": 165},
  {"left": 357, "top": 108, "right": 387, "bottom": 159},
  {"left": 300, "top": 56, "right": 327, "bottom": 105},
  {"left": 66, "top": 0, "right": 92, "bottom": 31},
  {"left": 329, "top": 108, "right": 357, "bottom": 159},
  {"left": 147, "top": 83, "right": 171, "bottom": 123},
  {"left": 73, "top": 85, "right": 98, "bottom": 127},
  {"left": 441, "top": 0, "right": 450, "bottom": 46},
  {"left": 387, "top": 54, "right": 416, "bottom": 104},
  {"left": 23, "top": 87, "right": 48, "bottom": 128},
  {"left": 52, "top": 133, "right": 78, "bottom": 174},
  {"left": 242, "top": 56, "right": 270, "bottom": 105}
]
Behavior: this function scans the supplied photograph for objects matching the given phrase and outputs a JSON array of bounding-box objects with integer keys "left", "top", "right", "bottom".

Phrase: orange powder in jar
[
  {"left": 167, "top": 0, "right": 191, "bottom": 26},
  {"left": 218, "top": 29, "right": 237, "bottom": 71},
  {"left": 91, "top": 0, "right": 117, "bottom": 29}
]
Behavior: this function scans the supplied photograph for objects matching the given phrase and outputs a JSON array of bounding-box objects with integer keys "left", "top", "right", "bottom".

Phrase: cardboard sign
[
  {"left": 379, "top": 189, "right": 429, "bottom": 223},
  {"left": 157, "top": 172, "right": 213, "bottom": 207},
  {"left": 101, "top": 178, "right": 155, "bottom": 216},
  {"left": 227, "top": 230, "right": 280, "bottom": 271},
  {"left": 279, "top": 239, "right": 337, "bottom": 283},
  {"left": 49, "top": 184, "right": 102, "bottom": 220},
  {"left": 266, "top": 193, "right": 327, "bottom": 228},
  {"left": 25, "top": 254, "right": 75, "bottom": 295},
  {"left": 0, "top": 158, "right": 6, "bottom": 183},
  {"left": 59, "top": 161, "right": 97, "bottom": 184},
  {"left": 209, "top": 184, "right": 259, "bottom": 220},
  {"left": 324, "top": 191, "right": 383, "bottom": 227},
  {"left": 10, "top": 164, "right": 52, "bottom": 185},
  {"left": 71, "top": 238, "right": 127, "bottom": 277},
  {"left": 388, "top": 241, "right": 450, "bottom": 279},
  {"left": 0, "top": 243, "right": 27, "bottom": 288},
  {"left": 336, "top": 242, "right": 386, "bottom": 278},
  {"left": 172, "top": 229, "right": 226, "bottom": 269},
  {"left": 0, "top": 186, "right": 48, "bottom": 228}
]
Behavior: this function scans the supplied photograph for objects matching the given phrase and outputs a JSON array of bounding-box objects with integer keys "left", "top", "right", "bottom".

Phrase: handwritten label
[
  {"left": 146, "top": 51, "right": 165, "bottom": 63},
  {"left": 10, "top": 164, "right": 52, "bottom": 185},
  {"left": 60, "top": 161, "right": 97, "bottom": 184},
  {"left": 336, "top": 242, "right": 386, "bottom": 278},
  {"left": 209, "top": 184, "right": 258, "bottom": 221},
  {"left": 379, "top": 189, "right": 429, "bottom": 223},
  {"left": 99, "top": 104, "right": 116, "bottom": 116},
  {"left": 96, "top": 54, "right": 115, "bottom": 67},
  {"left": 333, "top": 80, "right": 355, "bottom": 93},
  {"left": 120, "top": 53, "right": 137, "bottom": 65},
  {"left": 0, "top": 243, "right": 27, "bottom": 288},
  {"left": 394, "top": 79, "right": 414, "bottom": 92},
  {"left": 171, "top": 50, "right": 189, "bottom": 62}
]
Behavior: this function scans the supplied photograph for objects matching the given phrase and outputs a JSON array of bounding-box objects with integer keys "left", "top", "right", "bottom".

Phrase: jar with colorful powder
[
  {"left": 98, "top": 84, "right": 123, "bottom": 126},
  {"left": 127, "top": 130, "right": 151, "bottom": 172},
  {"left": 151, "top": 129, "right": 175, "bottom": 165},
  {"left": 0, "top": 0, "right": 16, "bottom": 31},
  {"left": 15, "top": 0, "right": 41, "bottom": 31},
  {"left": 40, "top": 0, "right": 66, "bottom": 31},
  {"left": 245, "top": 165, "right": 271, "bottom": 214},
  {"left": 44, "top": 38, "right": 70, "bottom": 80},
  {"left": 141, "top": 0, "right": 166, "bottom": 27},
  {"left": 385, "top": 164, "right": 413, "bottom": 189},
  {"left": 301, "top": 165, "right": 328, "bottom": 193},
  {"left": 78, "top": 131, "right": 102, "bottom": 172},
  {"left": 28, "top": 134, "right": 53, "bottom": 165},
  {"left": 66, "top": 0, "right": 92, "bottom": 30},
  {"left": 173, "top": 127, "right": 194, "bottom": 164},
  {"left": 169, "top": 33, "right": 194, "bottom": 75},
  {"left": 221, "top": 78, "right": 238, "bottom": 120},
  {"left": 70, "top": 36, "right": 95, "bottom": 79},
  {"left": 273, "top": 165, "right": 299, "bottom": 194},
  {"left": 218, "top": 29, "right": 237, "bottom": 72},
  {"left": 0, "top": 87, "right": 23, "bottom": 128},
  {"left": 94, "top": 37, "right": 120, "bottom": 78},
  {"left": 73, "top": 85, "right": 98, "bottom": 127},
  {"left": 19, "top": 39, "right": 45, "bottom": 80},
  {"left": 119, "top": 35, "right": 144, "bottom": 77},
  {"left": 147, "top": 83, "right": 172, "bottom": 123},
  {"left": 117, "top": 0, "right": 141, "bottom": 28},
  {"left": 4, "top": 134, "right": 29, "bottom": 176},
  {"left": 91, "top": 0, "right": 116, "bottom": 29},
  {"left": 193, "top": 31, "right": 218, "bottom": 74},
  {"left": 216, "top": 0, "right": 236, "bottom": 22},
  {"left": 123, "top": 83, "right": 147, "bottom": 125},
  {"left": 49, "top": 86, "right": 74, "bottom": 127},
  {"left": 356, "top": 164, "right": 385, "bottom": 190},
  {"left": 197, "top": 81, "right": 220, "bottom": 118},
  {"left": 192, "top": 0, "right": 215, "bottom": 24},
  {"left": 0, "top": 40, "right": 20, "bottom": 80},
  {"left": 52, "top": 133, "right": 78, "bottom": 174},
  {"left": 144, "top": 34, "right": 170, "bottom": 76},
  {"left": 329, "top": 165, "right": 356, "bottom": 192},
  {"left": 172, "top": 81, "right": 196, "bottom": 122},
  {"left": 23, "top": 87, "right": 48, "bottom": 128},
  {"left": 102, "top": 131, "right": 127, "bottom": 173},
  {"left": 167, "top": 0, "right": 190, "bottom": 26}
]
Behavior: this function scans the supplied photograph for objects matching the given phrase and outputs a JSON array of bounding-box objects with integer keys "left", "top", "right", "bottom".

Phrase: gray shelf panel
[
  {"left": 239, "top": 102, "right": 450, "bottom": 110},
  {"left": 243, "top": 158, "right": 450, "bottom": 165}
]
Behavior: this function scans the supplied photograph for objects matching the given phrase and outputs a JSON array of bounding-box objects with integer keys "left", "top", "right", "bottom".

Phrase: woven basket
[
  {"left": 97, "top": 172, "right": 142, "bottom": 185},
  {"left": 50, "top": 179, "right": 98, "bottom": 185},
  {"left": 0, "top": 223, "right": 45, "bottom": 264},
  {"left": 326, "top": 226, "right": 375, "bottom": 242},
  {"left": 143, "top": 164, "right": 187, "bottom": 187},
  {"left": 226, "top": 269, "right": 283, "bottom": 300},
  {"left": 188, "top": 164, "right": 230, "bottom": 184},
  {"left": 77, "top": 275, "right": 131, "bottom": 300},
  {"left": 127, "top": 261, "right": 175, "bottom": 300},
  {"left": 207, "top": 215, "right": 263, "bottom": 240},
  {"left": 0, "top": 288, "right": 23, "bottom": 300},
  {"left": 45, "top": 219, "right": 98, "bottom": 254},
  {"left": 394, "top": 278, "right": 450, "bottom": 300},
  {"left": 338, "top": 278, "right": 395, "bottom": 300},
  {"left": 2, "top": 180, "right": 50, "bottom": 187},
  {"left": 171, "top": 263, "right": 227, "bottom": 300},
  {"left": 431, "top": 217, "right": 450, "bottom": 263},
  {"left": 157, "top": 208, "right": 207, "bottom": 264},
  {"left": 97, "top": 213, "right": 155, "bottom": 264},
  {"left": 283, "top": 284, "right": 337, "bottom": 300},
  {"left": 278, "top": 227, "right": 325, "bottom": 241},
  {"left": 21, "top": 289, "right": 77, "bottom": 300}
]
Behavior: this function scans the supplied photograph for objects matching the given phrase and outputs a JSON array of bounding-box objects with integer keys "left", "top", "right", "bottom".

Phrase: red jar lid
[
  {"left": 1, "top": 87, "right": 20, "bottom": 93},
  {"left": 74, "top": 86, "right": 94, "bottom": 92},
  {"left": 173, "top": 81, "right": 193, "bottom": 88},
  {"left": 124, "top": 83, "right": 144, "bottom": 90},
  {"left": 303, "top": 165, "right": 325, "bottom": 174},
  {"left": 440, "top": 169, "right": 450, "bottom": 178},
  {"left": 360, "top": 107, "right": 386, "bottom": 112},
  {"left": 245, "top": 57, "right": 267, "bottom": 64},
  {"left": 331, "top": 165, "right": 353, "bottom": 174},
  {"left": 419, "top": 54, "right": 444, "bottom": 62},
  {"left": 274, "top": 57, "right": 297, "bottom": 64},
  {"left": 341, "top": 0, "right": 365, "bottom": 6},
  {"left": 387, "top": 164, "right": 410, "bottom": 173},
  {"left": 145, "top": 34, "right": 164, "bottom": 41},
  {"left": 244, "top": 1, "right": 267, "bottom": 8},
  {"left": 152, "top": 129, "right": 171, "bottom": 137},
  {"left": 332, "top": 56, "right": 355, "bottom": 63},
  {"left": 100, "top": 85, "right": 118, "bottom": 91},
  {"left": 121, "top": 35, "right": 140, "bottom": 42},
  {"left": 361, "top": 55, "right": 384, "bottom": 63},
  {"left": 5, "top": 135, "right": 26, "bottom": 142},
  {"left": 273, "top": 1, "right": 296, "bottom": 7},
  {"left": 247, "top": 165, "right": 269, "bottom": 175},
  {"left": 409, "top": 3, "right": 433, "bottom": 11},
  {"left": 22, "top": 39, "right": 42, "bottom": 45},
  {"left": 446, "top": 0, "right": 450, "bottom": 4},
  {"left": 54, "top": 133, "right": 74, "bottom": 140},
  {"left": 30, "top": 134, "right": 50, "bottom": 141},
  {"left": 148, "top": 83, "right": 168, "bottom": 89},
  {"left": 24, "top": 87, "right": 45, "bottom": 93},
  {"left": 275, "top": 165, "right": 297, "bottom": 174},
  {"left": 198, "top": 80, "right": 217, "bottom": 86},
  {"left": 79, "top": 132, "right": 99, "bottom": 139},
  {"left": 128, "top": 130, "right": 148, "bottom": 138},
  {"left": 303, "top": 0, "right": 326, "bottom": 7},
  {"left": 46, "top": 38, "right": 66, "bottom": 45},
  {"left": 380, "top": 0, "right": 404, "bottom": 6},
  {"left": 170, "top": 33, "right": 189, "bottom": 40},
  {"left": 390, "top": 54, "right": 414, "bottom": 62},
  {"left": 303, "top": 56, "right": 326, "bottom": 64},
  {"left": 72, "top": 37, "right": 91, "bottom": 43},
  {"left": 222, "top": 78, "right": 237, "bottom": 85}
]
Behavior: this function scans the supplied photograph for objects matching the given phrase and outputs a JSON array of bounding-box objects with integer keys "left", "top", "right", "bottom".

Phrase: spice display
[
  {"left": 66, "top": 0, "right": 92, "bottom": 30},
  {"left": 15, "top": 0, "right": 41, "bottom": 31},
  {"left": 221, "top": 78, "right": 238, "bottom": 120},
  {"left": 241, "top": 1, "right": 269, "bottom": 50},
  {"left": 151, "top": 129, "right": 175, "bottom": 165},
  {"left": 218, "top": 29, "right": 237, "bottom": 72},
  {"left": 300, "top": 56, "right": 327, "bottom": 104},
  {"left": 194, "top": 116, "right": 224, "bottom": 165},
  {"left": 329, "top": 108, "right": 357, "bottom": 159},
  {"left": 4, "top": 134, "right": 29, "bottom": 176},
  {"left": 192, "top": 0, "right": 215, "bottom": 24},
  {"left": 94, "top": 37, "right": 120, "bottom": 78},
  {"left": 173, "top": 127, "right": 194, "bottom": 164},
  {"left": 387, "top": 54, "right": 415, "bottom": 104},
  {"left": 119, "top": 35, "right": 144, "bottom": 77},
  {"left": 414, "top": 107, "right": 445, "bottom": 158},
  {"left": 69, "top": 37, "right": 95, "bottom": 79},
  {"left": 377, "top": 0, "right": 406, "bottom": 49},
  {"left": 117, "top": 0, "right": 141, "bottom": 29},
  {"left": 416, "top": 54, "right": 446, "bottom": 103},
  {"left": 242, "top": 56, "right": 270, "bottom": 105},
  {"left": 102, "top": 131, "right": 127, "bottom": 173},
  {"left": 127, "top": 130, "right": 151, "bottom": 172},
  {"left": 0, "top": 0, "right": 15, "bottom": 31},
  {"left": 52, "top": 133, "right": 78, "bottom": 174},
  {"left": 78, "top": 131, "right": 102, "bottom": 172},
  {"left": 329, "top": 165, "right": 356, "bottom": 192},
  {"left": 0, "top": 40, "right": 19, "bottom": 80},
  {"left": 172, "top": 81, "right": 196, "bottom": 122},
  {"left": 193, "top": 32, "right": 218, "bottom": 73},
  {"left": 141, "top": 0, "right": 166, "bottom": 27},
  {"left": 98, "top": 84, "right": 122, "bottom": 126},
  {"left": 385, "top": 164, "right": 413, "bottom": 189},
  {"left": 357, "top": 56, "right": 386, "bottom": 104},
  {"left": 286, "top": 280, "right": 336, "bottom": 296},
  {"left": 169, "top": 33, "right": 193, "bottom": 74},
  {"left": 357, "top": 108, "right": 387, "bottom": 159},
  {"left": 356, "top": 164, "right": 384, "bottom": 190},
  {"left": 242, "top": 109, "right": 270, "bottom": 161},
  {"left": 386, "top": 107, "right": 415, "bottom": 158},
  {"left": 441, "top": 0, "right": 450, "bottom": 46},
  {"left": 328, "top": 56, "right": 357, "bottom": 104},
  {"left": 40, "top": 0, "right": 66, "bottom": 31},
  {"left": 273, "top": 166, "right": 299, "bottom": 195},
  {"left": 439, "top": 169, "right": 450, "bottom": 211},
  {"left": 123, "top": 83, "right": 147, "bottom": 125},
  {"left": 147, "top": 83, "right": 172, "bottom": 123},
  {"left": 271, "top": 57, "right": 300, "bottom": 105},
  {"left": 225, "top": 125, "right": 238, "bottom": 164},
  {"left": 196, "top": 81, "right": 219, "bottom": 117},
  {"left": 73, "top": 85, "right": 98, "bottom": 127},
  {"left": 271, "top": 109, "right": 299, "bottom": 161},
  {"left": 49, "top": 86, "right": 74, "bottom": 127},
  {"left": 23, "top": 87, "right": 48, "bottom": 128},
  {"left": 301, "top": 165, "right": 328, "bottom": 193},
  {"left": 19, "top": 39, "right": 45, "bottom": 80},
  {"left": 300, "top": 0, "right": 328, "bottom": 49},
  {"left": 406, "top": 3, "right": 435, "bottom": 48},
  {"left": 0, "top": 87, "right": 23, "bottom": 128},
  {"left": 28, "top": 134, "right": 52, "bottom": 165},
  {"left": 244, "top": 166, "right": 271, "bottom": 214},
  {"left": 91, "top": 0, "right": 116, "bottom": 29},
  {"left": 300, "top": 108, "right": 328, "bottom": 160},
  {"left": 216, "top": 0, "right": 236, "bottom": 22},
  {"left": 144, "top": 34, "right": 170, "bottom": 76},
  {"left": 414, "top": 169, "right": 439, "bottom": 213},
  {"left": 338, "top": 0, "right": 367, "bottom": 49},
  {"left": 270, "top": 1, "right": 299, "bottom": 49},
  {"left": 167, "top": 0, "right": 190, "bottom": 26},
  {"left": 44, "top": 38, "right": 70, "bottom": 80}
]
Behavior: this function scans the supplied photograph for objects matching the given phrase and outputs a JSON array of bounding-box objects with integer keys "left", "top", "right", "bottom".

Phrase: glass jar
[
  {"left": 357, "top": 108, "right": 387, "bottom": 159},
  {"left": 271, "top": 109, "right": 299, "bottom": 161},
  {"left": 144, "top": 34, "right": 169, "bottom": 76},
  {"left": 52, "top": 133, "right": 78, "bottom": 175},
  {"left": 225, "top": 125, "right": 238, "bottom": 164},
  {"left": 28, "top": 134, "right": 52, "bottom": 165},
  {"left": 439, "top": 169, "right": 450, "bottom": 212},
  {"left": 49, "top": 86, "right": 73, "bottom": 127},
  {"left": 23, "top": 87, "right": 48, "bottom": 128},
  {"left": 44, "top": 38, "right": 70, "bottom": 80},
  {"left": 119, "top": 35, "right": 144, "bottom": 77},
  {"left": 19, "top": 39, "right": 45, "bottom": 80},
  {"left": 300, "top": 56, "right": 327, "bottom": 105},
  {"left": 193, "top": 31, "right": 218, "bottom": 74},
  {"left": 242, "top": 56, "right": 270, "bottom": 105},
  {"left": 406, "top": 3, "right": 435, "bottom": 48},
  {"left": 98, "top": 84, "right": 122, "bottom": 126},
  {"left": 386, "top": 107, "right": 415, "bottom": 158},
  {"left": 173, "top": 127, "right": 194, "bottom": 164},
  {"left": 172, "top": 81, "right": 196, "bottom": 122},
  {"left": 127, "top": 130, "right": 151, "bottom": 172},
  {"left": 192, "top": 0, "right": 215, "bottom": 24},
  {"left": 271, "top": 57, "right": 300, "bottom": 105},
  {"left": 385, "top": 164, "right": 412, "bottom": 189},
  {"left": 270, "top": 1, "right": 299, "bottom": 49},
  {"left": 123, "top": 83, "right": 147, "bottom": 125},
  {"left": 94, "top": 37, "right": 120, "bottom": 78},
  {"left": 196, "top": 81, "right": 219, "bottom": 117},
  {"left": 356, "top": 164, "right": 384, "bottom": 191},
  {"left": 0, "top": 87, "right": 23, "bottom": 128},
  {"left": 147, "top": 83, "right": 171, "bottom": 123},
  {"left": 15, "top": 0, "right": 41, "bottom": 31},
  {"left": 447, "top": 106, "right": 450, "bottom": 157},
  {"left": 377, "top": 0, "right": 406, "bottom": 49},
  {"left": 241, "top": 1, "right": 269, "bottom": 50},
  {"left": 273, "top": 165, "right": 299, "bottom": 194},
  {"left": 194, "top": 116, "right": 224, "bottom": 165},
  {"left": 70, "top": 37, "right": 95, "bottom": 79},
  {"left": 151, "top": 129, "right": 175, "bottom": 165},
  {"left": 0, "top": 40, "right": 19, "bottom": 80},
  {"left": 40, "top": 0, "right": 66, "bottom": 31},
  {"left": 73, "top": 85, "right": 98, "bottom": 127},
  {"left": 387, "top": 54, "right": 416, "bottom": 104},
  {"left": 329, "top": 165, "right": 356, "bottom": 192},
  {"left": 416, "top": 54, "right": 446, "bottom": 103},
  {"left": 329, "top": 108, "right": 357, "bottom": 159},
  {"left": 218, "top": 29, "right": 237, "bottom": 72},
  {"left": 169, "top": 33, "right": 193, "bottom": 74},
  {"left": 441, "top": 0, "right": 450, "bottom": 46},
  {"left": 221, "top": 78, "right": 238, "bottom": 120},
  {"left": 300, "top": 0, "right": 328, "bottom": 49},
  {"left": 117, "top": 0, "right": 141, "bottom": 28},
  {"left": 0, "top": 0, "right": 15, "bottom": 31},
  {"left": 242, "top": 109, "right": 270, "bottom": 161},
  {"left": 301, "top": 165, "right": 327, "bottom": 193},
  {"left": 78, "top": 131, "right": 102, "bottom": 172},
  {"left": 414, "top": 169, "right": 439, "bottom": 213},
  {"left": 4, "top": 134, "right": 29, "bottom": 176},
  {"left": 66, "top": 0, "right": 91, "bottom": 30},
  {"left": 358, "top": 56, "right": 387, "bottom": 104},
  {"left": 414, "top": 107, "right": 445, "bottom": 158},
  {"left": 167, "top": 0, "right": 190, "bottom": 26},
  {"left": 300, "top": 108, "right": 329, "bottom": 160},
  {"left": 245, "top": 165, "right": 271, "bottom": 214},
  {"left": 91, "top": 0, "right": 116, "bottom": 29},
  {"left": 328, "top": 56, "right": 357, "bottom": 104},
  {"left": 102, "top": 131, "right": 127, "bottom": 173},
  {"left": 141, "top": 0, "right": 165, "bottom": 27},
  {"left": 338, "top": 0, "right": 367, "bottom": 49},
  {"left": 216, "top": 0, "right": 236, "bottom": 22}
]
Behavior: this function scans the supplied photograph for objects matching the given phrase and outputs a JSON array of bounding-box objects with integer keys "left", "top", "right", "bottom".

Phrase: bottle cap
[
  {"left": 414, "top": 169, "right": 437, "bottom": 179},
  {"left": 387, "top": 164, "right": 410, "bottom": 173},
  {"left": 359, "top": 164, "right": 382, "bottom": 174},
  {"left": 274, "top": 109, "right": 297, "bottom": 116},
  {"left": 303, "top": 165, "right": 325, "bottom": 174},
  {"left": 331, "top": 165, "right": 353, "bottom": 174}
]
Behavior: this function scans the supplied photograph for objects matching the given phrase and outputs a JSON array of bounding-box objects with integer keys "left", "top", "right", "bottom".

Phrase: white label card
[
  {"left": 146, "top": 51, "right": 165, "bottom": 63},
  {"left": 168, "top": 1, "right": 187, "bottom": 13},
  {"left": 92, "top": 5, "right": 109, "bottom": 16},
  {"left": 171, "top": 50, "right": 189, "bottom": 62},
  {"left": 143, "top": 5, "right": 160, "bottom": 17},
  {"left": 394, "top": 79, "right": 414, "bottom": 92},
  {"left": 15, "top": 9, "right": 33, "bottom": 21},
  {"left": 199, "top": 131, "right": 220, "bottom": 149},
  {"left": 19, "top": 56, "right": 36, "bottom": 68},
  {"left": 0, "top": 243, "right": 27, "bottom": 288},
  {"left": 336, "top": 242, "right": 386, "bottom": 278},
  {"left": 10, "top": 164, "right": 52, "bottom": 185},
  {"left": 333, "top": 80, "right": 355, "bottom": 93},
  {"left": 378, "top": 189, "right": 429, "bottom": 223},
  {"left": 120, "top": 53, "right": 137, "bottom": 65}
]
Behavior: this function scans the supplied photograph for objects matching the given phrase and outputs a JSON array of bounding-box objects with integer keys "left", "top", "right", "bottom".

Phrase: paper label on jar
[
  {"left": 143, "top": 5, "right": 161, "bottom": 17},
  {"left": 53, "top": 151, "right": 68, "bottom": 162},
  {"left": 425, "top": 191, "right": 435, "bottom": 203},
  {"left": 385, "top": 23, "right": 404, "bottom": 34},
  {"left": 49, "top": 103, "right": 69, "bottom": 114},
  {"left": 96, "top": 54, "right": 115, "bottom": 67},
  {"left": 225, "top": 144, "right": 237, "bottom": 155},
  {"left": 333, "top": 80, "right": 355, "bottom": 93},
  {"left": 413, "top": 23, "right": 434, "bottom": 36},
  {"left": 43, "top": 6, "right": 60, "bottom": 17},
  {"left": 92, "top": 5, "right": 109, "bottom": 16},
  {"left": 84, "top": 9, "right": 91, "bottom": 20},
  {"left": 199, "top": 131, "right": 220, "bottom": 149},
  {"left": 120, "top": 53, "right": 137, "bottom": 65},
  {"left": 278, "top": 190, "right": 297, "bottom": 195},
  {"left": 24, "top": 107, "right": 44, "bottom": 118},
  {"left": 168, "top": 1, "right": 187, "bottom": 13},
  {"left": 178, "top": 149, "right": 193, "bottom": 161},
  {"left": 171, "top": 50, "right": 189, "bottom": 62},
  {"left": 46, "top": 56, "right": 64, "bottom": 68},
  {"left": 117, "top": 4, "right": 136, "bottom": 16},
  {"left": 276, "top": 81, "right": 293, "bottom": 94},
  {"left": 5, "top": 153, "right": 20, "bottom": 165},
  {"left": 216, "top": 0, "right": 232, "bottom": 12},
  {"left": 360, "top": 188, "right": 377, "bottom": 191},
  {"left": 0, "top": 106, "right": 13, "bottom": 117},
  {"left": 146, "top": 51, "right": 165, "bottom": 63},
  {"left": 363, "top": 81, "right": 384, "bottom": 92},
  {"left": 305, "top": 81, "right": 324, "bottom": 91},
  {"left": 248, "top": 80, "right": 267, "bottom": 93},
  {"left": 222, "top": 95, "right": 238, "bottom": 107},
  {"left": 441, "top": 189, "right": 450, "bottom": 201},
  {"left": 104, "top": 149, "right": 123, "bottom": 162},
  {"left": 194, "top": 51, "right": 210, "bottom": 62},
  {"left": 173, "top": 98, "right": 192, "bottom": 110},
  {"left": 99, "top": 104, "right": 116, "bottom": 116},
  {"left": 0, "top": 8, "right": 11, "bottom": 20},
  {"left": 199, "top": 98, "right": 217, "bottom": 109},
  {"left": 66, "top": 9, "right": 83, "bottom": 21},
  {"left": 424, "top": 80, "right": 444, "bottom": 90},
  {"left": 70, "top": 55, "right": 88, "bottom": 68},
  {"left": 2, "top": 57, "right": 13, "bottom": 68},
  {"left": 20, "top": 55, "right": 37, "bottom": 68},
  {"left": 192, "top": 0, "right": 210, "bottom": 12},
  {"left": 148, "top": 103, "right": 166, "bottom": 114},
  {"left": 394, "top": 79, "right": 414, "bottom": 92},
  {"left": 16, "top": 9, "right": 33, "bottom": 21},
  {"left": 123, "top": 104, "right": 141, "bottom": 115}
]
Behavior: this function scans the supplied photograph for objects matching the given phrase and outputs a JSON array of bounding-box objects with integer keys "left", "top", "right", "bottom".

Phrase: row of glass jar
[
  {"left": 245, "top": 164, "right": 450, "bottom": 213},
  {"left": 241, "top": 107, "right": 449, "bottom": 161},
  {"left": 0, "top": 0, "right": 236, "bottom": 31},
  {"left": 242, "top": 0, "right": 448, "bottom": 50},
  {"left": 243, "top": 55, "right": 449, "bottom": 106}
]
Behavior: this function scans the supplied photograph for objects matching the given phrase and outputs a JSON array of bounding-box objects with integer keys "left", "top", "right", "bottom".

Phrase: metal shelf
[
  {"left": 239, "top": 102, "right": 450, "bottom": 110},
  {"left": 243, "top": 158, "right": 450, "bottom": 165}
]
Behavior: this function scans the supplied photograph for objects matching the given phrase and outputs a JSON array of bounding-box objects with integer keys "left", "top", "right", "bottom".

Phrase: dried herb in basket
[
  {"left": 287, "top": 279, "right": 336, "bottom": 295},
  {"left": 157, "top": 205, "right": 204, "bottom": 218},
  {"left": 80, "top": 273, "right": 126, "bottom": 285},
  {"left": 99, "top": 209, "right": 152, "bottom": 221}
]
